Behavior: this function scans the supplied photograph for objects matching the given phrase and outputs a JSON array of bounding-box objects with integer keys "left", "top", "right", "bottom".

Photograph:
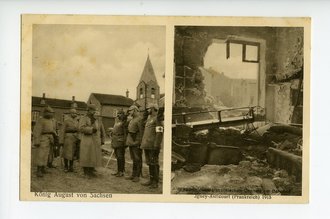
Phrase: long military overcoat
[
  {"left": 33, "top": 117, "right": 57, "bottom": 166},
  {"left": 78, "top": 116, "right": 105, "bottom": 167},
  {"left": 60, "top": 116, "right": 80, "bottom": 160}
]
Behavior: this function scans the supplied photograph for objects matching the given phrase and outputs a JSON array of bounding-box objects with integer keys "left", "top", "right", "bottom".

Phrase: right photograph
[{"left": 171, "top": 26, "right": 305, "bottom": 196}]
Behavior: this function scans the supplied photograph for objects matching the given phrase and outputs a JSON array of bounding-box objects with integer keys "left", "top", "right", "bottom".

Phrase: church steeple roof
[{"left": 139, "top": 55, "right": 158, "bottom": 85}]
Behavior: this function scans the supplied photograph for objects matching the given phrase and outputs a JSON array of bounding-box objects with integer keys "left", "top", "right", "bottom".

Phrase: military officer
[
  {"left": 60, "top": 108, "right": 80, "bottom": 173},
  {"left": 125, "top": 105, "right": 143, "bottom": 182},
  {"left": 141, "top": 103, "right": 163, "bottom": 189},
  {"left": 110, "top": 109, "right": 127, "bottom": 177},
  {"left": 79, "top": 104, "right": 105, "bottom": 178},
  {"left": 33, "top": 106, "right": 58, "bottom": 177}
]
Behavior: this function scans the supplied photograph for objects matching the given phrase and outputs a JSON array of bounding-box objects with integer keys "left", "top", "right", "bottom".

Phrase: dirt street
[{"left": 31, "top": 156, "right": 162, "bottom": 194}]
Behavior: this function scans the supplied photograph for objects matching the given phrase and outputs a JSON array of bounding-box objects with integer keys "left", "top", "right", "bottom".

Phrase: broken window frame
[{"left": 226, "top": 40, "right": 260, "bottom": 63}]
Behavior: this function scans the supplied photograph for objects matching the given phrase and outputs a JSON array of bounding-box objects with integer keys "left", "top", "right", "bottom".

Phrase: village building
[
  {"left": 31, "top": 93, "right": 87, "bottom": 126},
  {"left": 87, "top": 92, "right": 133, "bottom": 130}
]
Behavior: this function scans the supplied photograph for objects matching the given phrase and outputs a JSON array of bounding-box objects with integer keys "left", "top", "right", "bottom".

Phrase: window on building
[
  {"left": 139, "top": 87, "right": 144, "bottom": 99},
  {"left": 151, "top": 87, "right": 155, "bottom": 99}
]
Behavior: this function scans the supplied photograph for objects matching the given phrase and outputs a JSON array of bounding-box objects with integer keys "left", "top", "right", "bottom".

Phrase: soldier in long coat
[
  {"left": 60, "top": 108, "right": 80, "bottom": 173},
  {"left": 110, "top": 109, "right": 127, "bottom": 177},
  {"left": 33, "top": 106, "right": 58, "bottom": 177},
  {"left": 141, "top": 103, "right": 164, "bottom": 189},
  {"left": 79, "top": 104, "right": 105, "bottom": 178}
]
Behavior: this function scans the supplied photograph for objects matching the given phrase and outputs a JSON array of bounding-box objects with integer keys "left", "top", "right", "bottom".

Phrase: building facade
[
  {"left": 32, "top": 93, "right": 87, "bottom": 127},
  {"left": 88, "top": 93, "right": 134, "bottom": 130}
]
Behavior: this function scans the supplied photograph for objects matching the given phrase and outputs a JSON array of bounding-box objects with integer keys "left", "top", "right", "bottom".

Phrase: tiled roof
[
  {"left": 91, "top": 93, "right": 134, "bottom": 106},
  {"left": 32, "top": 96, "right": 87, "bottom": 109}
]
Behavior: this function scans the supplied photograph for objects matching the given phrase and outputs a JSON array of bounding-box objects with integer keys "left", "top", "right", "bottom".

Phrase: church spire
[{"left": 139, "top": 54, "right": 158, "bottom": 86}]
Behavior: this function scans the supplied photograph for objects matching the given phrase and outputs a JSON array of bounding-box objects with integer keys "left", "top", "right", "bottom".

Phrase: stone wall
[{"left": 265, "top": 27, "right": 304, "bottom": 124}]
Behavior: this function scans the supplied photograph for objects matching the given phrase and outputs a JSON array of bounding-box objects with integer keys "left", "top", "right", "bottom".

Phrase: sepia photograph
[
  {"left": 20, "top": 15, "right": 310, "bottom": 203},
  {"left": 171, "top": 25, "right": 308, "bottom": 197},
  {"left": 29, "top": 23, "right": 165, "bottom": 195}
]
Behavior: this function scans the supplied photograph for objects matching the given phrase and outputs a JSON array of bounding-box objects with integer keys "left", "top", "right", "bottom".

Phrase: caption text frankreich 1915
[{"left": 194, "top": 194, "right": 272, "bottom": 200}]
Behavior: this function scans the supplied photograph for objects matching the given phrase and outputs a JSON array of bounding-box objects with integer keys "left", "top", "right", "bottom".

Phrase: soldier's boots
[
  {"left": 125, "top": 175, "right": 134, "bottom": 180},
  {"left": 126, "top": 162, "right": 137, "bottom": 180},
  {"left": 64, "top": 159, "right": 69, "bottom": 173},
  {"left": 115, "top": 172, "right": 124, "bottom": 177},
  {"left": 112, "top": 161, "right": 125, "bottom": 177},
  {"left": 89, "top": 167, "right": 97, "bottom": 177},
  {"left": 68, "top": 160, "right": 74, "bottom": 172},
  {"left": 47, "top": 162, "right": 56, "bottom": 168},
  {"left": 142, "top": 165, "right": 154, "bottom": 186},
  {"left": 83, "top": 167, "right": 92, "bottom": 179},
  {"left": 41, "top": 166, "right": 49, "bottom": 174},
  {"left": 149, "top": 165, "right": 159, "bottom": 189},
  {"left": 132, "top": 176, "right": 140, "bottom": 182},
  {"left": 132, "top": 164, "right": 141, "bottom": 182},
  {"left": 112, "top": 171, "right": 124, "bottom": 177},
  {"left": 36, "top": 166, "right": 43, "bottom": 177}
]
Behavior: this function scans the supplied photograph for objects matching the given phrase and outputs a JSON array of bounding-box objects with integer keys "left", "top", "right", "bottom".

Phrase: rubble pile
[
  {"left": 209, "top": 127, "right": 245, "bottom": 146},
  {"left": 172, "top": 159, "right": 277, "bottom": 195},
  {"left": 172, "top": 152, "right": 301, "bottom": 195},
  {"left": 172, "top": 122, "right": 302, "bottom": 196},
  {"left": 261, "top": 124, "right": 303, "bottom": 156}
]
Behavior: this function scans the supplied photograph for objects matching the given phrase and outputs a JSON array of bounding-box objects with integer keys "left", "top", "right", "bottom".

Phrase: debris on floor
[{"left": 172, "top": 122, "right": 303, "bottom": 196}]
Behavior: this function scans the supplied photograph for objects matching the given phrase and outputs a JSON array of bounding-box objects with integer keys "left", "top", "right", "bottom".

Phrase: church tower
[{"left": 136, "top": 55, "right": 160, "bottom": 110}]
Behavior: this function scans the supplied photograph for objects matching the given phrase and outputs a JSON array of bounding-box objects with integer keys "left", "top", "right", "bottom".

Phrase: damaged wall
[
  {"left": 174, "top": 26, "right": 277, "bottom": 108},
  {"left": 266, "top": 27, "right": 304, "bottom": 124},
  {"left": 174, "top": 26, "right": 304, "bottom": 124}
]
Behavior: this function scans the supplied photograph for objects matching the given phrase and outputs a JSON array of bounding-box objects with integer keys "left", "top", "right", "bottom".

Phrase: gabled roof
[
  {"left": 91, "top": 93, "right": 134, "bottom": 106},
  {"left": 32, "top": 96, "right": 87, "bottom": 109},
  {"left": 139, "top": 55, "right": 158, "bottom": 85}
]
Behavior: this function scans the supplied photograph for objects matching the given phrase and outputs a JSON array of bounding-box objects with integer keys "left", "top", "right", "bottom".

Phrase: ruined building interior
[{"left": 171, "top": 26, "right": 304, "bottom": 196}]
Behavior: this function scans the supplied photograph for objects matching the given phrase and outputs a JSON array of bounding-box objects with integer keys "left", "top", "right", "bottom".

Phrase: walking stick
[{"left": 105, "top": 148, "right": 115, "bottom": 168}]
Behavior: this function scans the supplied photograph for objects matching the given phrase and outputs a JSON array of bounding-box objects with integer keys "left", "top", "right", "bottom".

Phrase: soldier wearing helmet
[
  {"left": 32, "top": 105, "right": 58, "bottom": 177},
  {"left": 110, "top": 109, "right": 127, "bottom": 177},
  {"left": 125, "top": 104, "right": 144, "bottom": 182},
  {"left": 78, "top": 104, "right": 105, "bottom": 178},
  {"left": 141, "top": 103, "right": 163, "bottom": 189},
  {"left": 59, "top": 108, "right": 80, "bottom": 173}
]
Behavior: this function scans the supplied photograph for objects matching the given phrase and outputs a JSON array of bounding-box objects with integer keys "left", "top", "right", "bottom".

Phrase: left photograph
[{"left": 29, "top": 24, "right": 165, "bottom": 194}]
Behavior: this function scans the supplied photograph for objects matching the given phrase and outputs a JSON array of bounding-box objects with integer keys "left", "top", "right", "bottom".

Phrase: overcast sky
[
  {"left": 32, "top": 24, "right": 165, "bottom": 102},
  {"left": 204, "top": 43, "right": 258, "bottom": 79}
]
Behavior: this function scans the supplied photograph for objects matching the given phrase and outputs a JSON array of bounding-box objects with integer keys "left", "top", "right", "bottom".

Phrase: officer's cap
[
  {"left": 128, "top": 105, "right": 139, "bottom": 112},
  {"left": 69, "top": 108, "right": 77, "bottom": 114},
  {"left": 44, "top": 105, "right": 54, "bottom": 113}
]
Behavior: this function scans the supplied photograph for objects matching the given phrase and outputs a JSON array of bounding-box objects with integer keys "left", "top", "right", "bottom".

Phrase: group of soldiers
[
  {"left": 32, "top": 101, "right": 164, "bottom": 189},
  {"left": 32, "top": 104, "right": 106, "bottom": 178},
  {"left": 110, "top": 103, "right": 164, "bottom": 189}
]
